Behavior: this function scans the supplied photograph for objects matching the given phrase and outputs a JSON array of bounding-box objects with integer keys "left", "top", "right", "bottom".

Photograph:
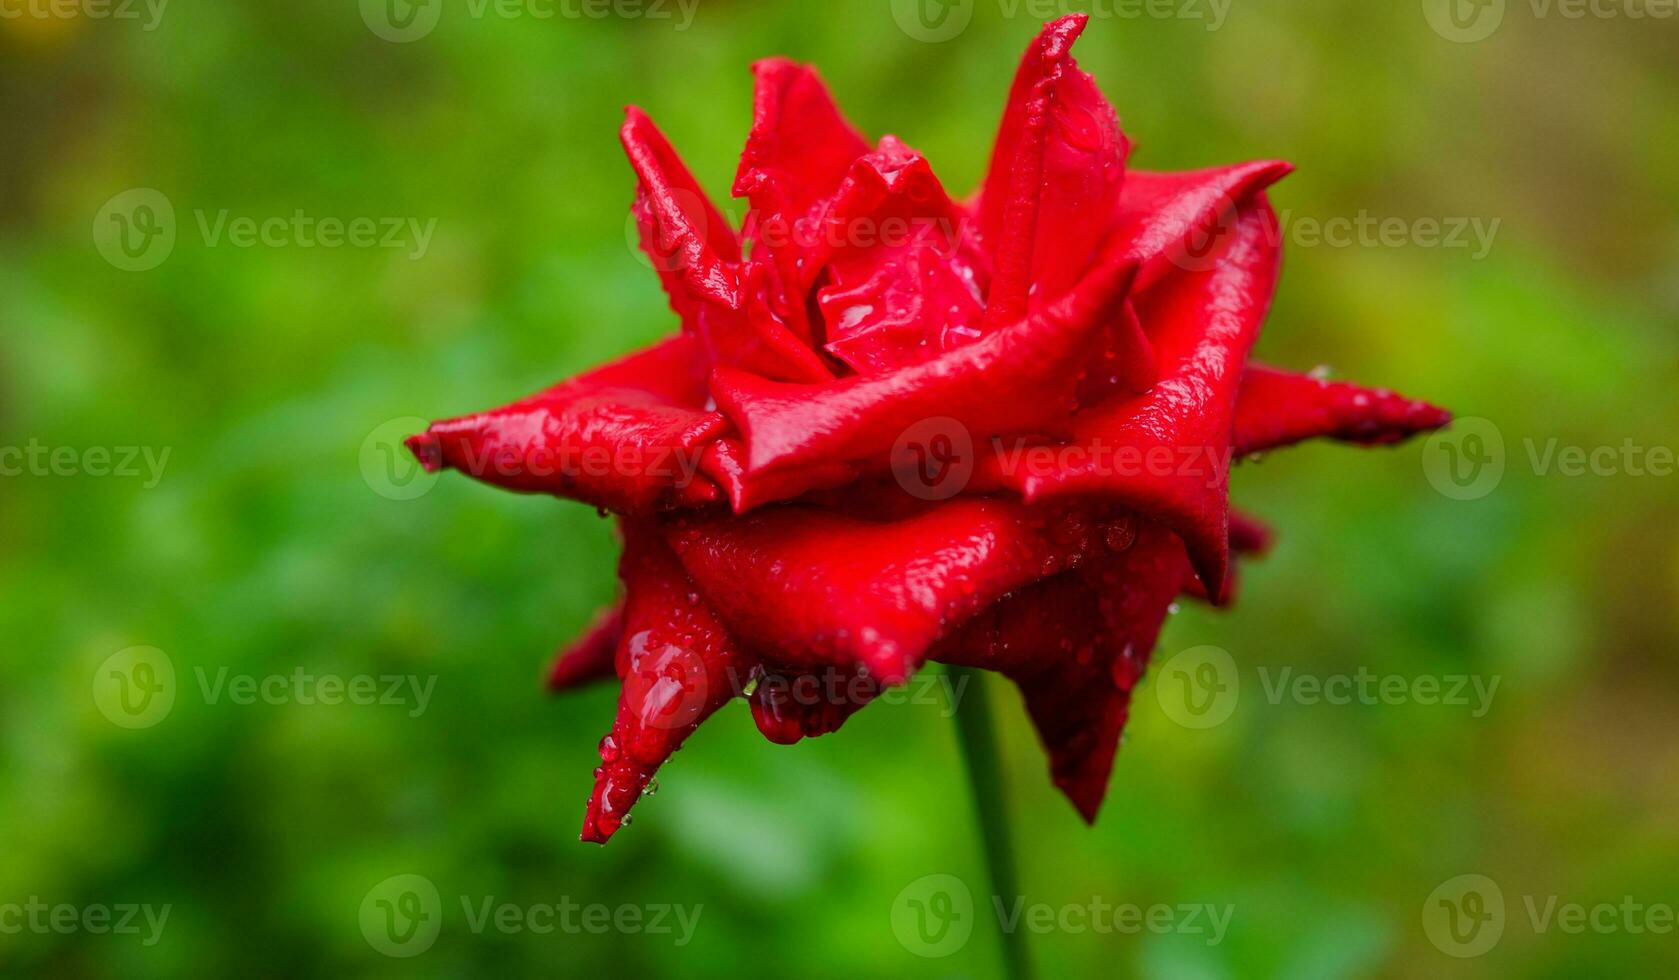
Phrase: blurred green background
[{"left": 2, "top": 0, "right": 1676, "bottom": 976}]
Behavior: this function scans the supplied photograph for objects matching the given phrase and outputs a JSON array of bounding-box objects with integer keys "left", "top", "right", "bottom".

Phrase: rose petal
[
  {"left": 1179, "top": 510, "right": 1273, "bottom": 603},
  {"left": 712, "top": 243, "right": 1137, "bottom": 479},
  {"left": 1000, "top": 199, "right": 1283, "bottom": 599},
  {"left": 1115, "top": 161, "right": 1293, "bottom": 293},
  {"left": 406, "top": 335, "right": 726, "bottom": 513},
  {"left": 623, "top": 106, "right": 741, "bottom": 304},
  {"left": 735, "top": 58, "right": 872, "bottom": 342},
  {"left": 664, "top": 498, "right": 1120, "bottom": 684},
  {"left": 934, "top": 521, "right": 1188, "bottom": 821},
  {"left": 698, "top": 437, "right": 860, "bottom": 514},
  {"left": 977, "top": 14, "right": 1130, "bottom": 326},
  {"left": 547, "top": 604, "right": 623, "bottom": 691},
  {"left": 1233, "top": 364, "right": 1452, "bottom": 454},
  {"left": 811, "top": 137, "right": 990, "bottom": 373},
  {"left": 1074, "top": 299, "right": 1158, "bottom": 404},
  {"left": 581, "top": 522, "right": 754, "bottom": 843},
  {"left": 624, "top": 109, "right": 834, "bottom": 384}
]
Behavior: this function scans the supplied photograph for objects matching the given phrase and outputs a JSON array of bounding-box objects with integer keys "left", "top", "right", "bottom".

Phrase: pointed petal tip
[
  {"left": 620, "top": 104, "right": 652, "bottom": 135},
  {"left": 748, "top": 55, "right": 802, "bottom": 78},
  {"left": 580, "top": 761, "right": 651, "bottom": 846},
  {"left": 1055, "top": 776, "right": 1105, "bottom": 824},
  {"left": 1042, "top": 11, "right": 1091, "bottom": 39},
  {"left": 404, "top": 431, "right": 443, "bottom": 473}
]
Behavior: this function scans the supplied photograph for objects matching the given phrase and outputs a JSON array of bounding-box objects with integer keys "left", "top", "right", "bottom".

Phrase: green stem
[{"left": 948, "top": 665, "right": 1033, "bottom": 980}]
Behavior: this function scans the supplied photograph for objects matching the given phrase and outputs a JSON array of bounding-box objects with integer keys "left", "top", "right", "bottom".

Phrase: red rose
[{"left": 408, "top": 15, "right": 1449, "bottom": 843}]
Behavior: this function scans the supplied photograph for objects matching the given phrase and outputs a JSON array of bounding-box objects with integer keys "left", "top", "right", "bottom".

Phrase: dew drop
[{"left": 1104, "top": 522, "right": 1137, "bottom": 553}]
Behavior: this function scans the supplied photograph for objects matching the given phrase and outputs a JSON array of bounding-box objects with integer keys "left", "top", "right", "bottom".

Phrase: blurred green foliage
[{"left": 1, "top": 0, "right": 1676, "bottom": 977}]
